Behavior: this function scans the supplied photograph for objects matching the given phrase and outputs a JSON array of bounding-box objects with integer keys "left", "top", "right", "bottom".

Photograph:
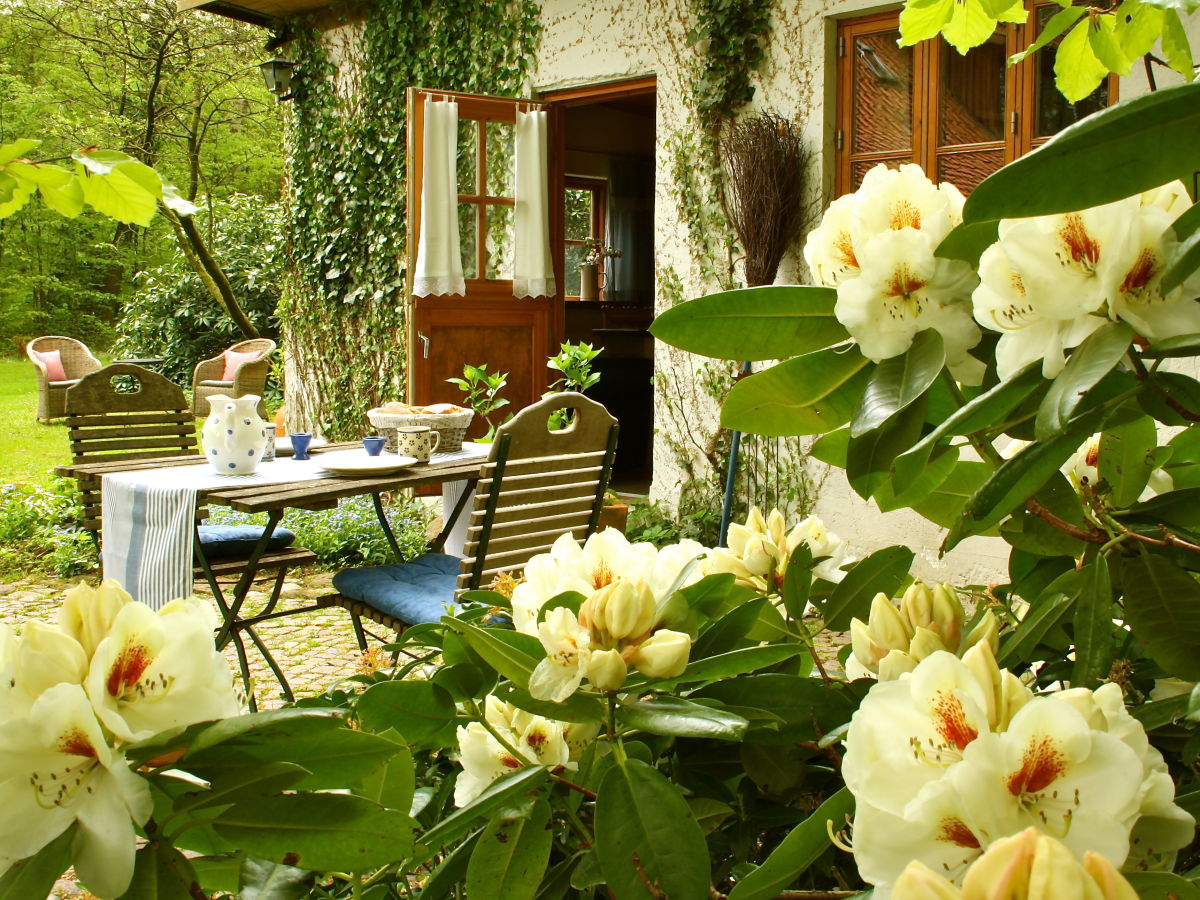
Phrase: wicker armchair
[
  {"left": 192, "top": 338, "right": 276, "bottom": 418},
  {"left": 27, "top": 336, "right": 103, "bottom": 422}
]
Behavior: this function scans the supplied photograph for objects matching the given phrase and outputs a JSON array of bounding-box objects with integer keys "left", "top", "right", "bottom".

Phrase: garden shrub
[
  {"left": 114, "top": 194, "right": 283, "bottom": 397},
  {"left": 0, "top": 479, "right": 95, "bottom": 577}
]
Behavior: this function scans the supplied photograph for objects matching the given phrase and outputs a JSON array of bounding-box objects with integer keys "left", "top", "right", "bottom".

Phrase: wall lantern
[{"left": 259, "top": 57, "right": 295, "bottom": 100}]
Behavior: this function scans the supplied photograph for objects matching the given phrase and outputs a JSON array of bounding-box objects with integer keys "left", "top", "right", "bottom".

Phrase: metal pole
[{"left": 718, "top": 360, "right": 752, "bottom": 546}]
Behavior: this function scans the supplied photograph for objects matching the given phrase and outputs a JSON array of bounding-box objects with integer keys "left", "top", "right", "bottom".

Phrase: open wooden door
[{"left": 406, "top": 88, "right": 563, "bottom": 439}]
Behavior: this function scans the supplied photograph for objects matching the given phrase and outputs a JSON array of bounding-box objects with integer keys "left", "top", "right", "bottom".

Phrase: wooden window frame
[
  {"left": 835, "top": 7, "right": 1117, "bottom": 195},
  {"left": 563, "top": 175, "right": 608, "bottom": 301}
]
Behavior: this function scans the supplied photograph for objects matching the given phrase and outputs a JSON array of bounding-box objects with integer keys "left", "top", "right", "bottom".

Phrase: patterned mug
[{"left": 395, "top": 425, "right": 441, "bottom": 462}]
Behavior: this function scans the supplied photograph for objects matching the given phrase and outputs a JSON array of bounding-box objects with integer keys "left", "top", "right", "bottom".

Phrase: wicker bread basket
[{"left": 367, "top": 406, "right": 474, "bottom": 453}]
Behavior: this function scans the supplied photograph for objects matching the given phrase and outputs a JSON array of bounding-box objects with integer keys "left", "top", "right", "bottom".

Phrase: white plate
[
  {"left": 317, "top": 450, "right": 418, "bottom": 476},
  {"left": 275, "top": 435, "right": 327, "bottom": 455}
]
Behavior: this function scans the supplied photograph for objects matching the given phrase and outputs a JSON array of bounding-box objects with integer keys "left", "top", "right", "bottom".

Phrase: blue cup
[
  {"left": 363, "top": 436, "right": 385, "bottom": 456},
  {"left": 290, "top": 432, "right": 312, "bottom": 460}
]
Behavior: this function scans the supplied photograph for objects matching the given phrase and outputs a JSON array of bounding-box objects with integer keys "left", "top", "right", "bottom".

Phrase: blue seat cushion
[
  {"left": 198, "top": 524, "right": 296, "bottom": 560},
  {"left": 332, "top": 553, "right": 463, "bottom": 625}
]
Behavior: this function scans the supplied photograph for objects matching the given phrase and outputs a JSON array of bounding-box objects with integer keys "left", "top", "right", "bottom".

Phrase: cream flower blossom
[
  {"left": 528, "top": 606, "right": 591, "bottom": 703},
  {"left": 706, "top": 507, "right": 855, "bottom": 593},
  {"left": 510, "top": 530, "right": 704, "bottom": 635},
  {"left": 974, "top": 180, "right": 1200, "bottom": 380},
  {"left": 453, "top": 696, "right": 572, "bottom": 806},
  {"left": 844, "top": 650, "right": 1194, "bottom": 895},
  {"left": 84, "top": 596, "right": 241, "bottom": 743},
  {"left": 893, "top": 828, "right": 1141, "bottom": 900},
  {"left": 58, "top": 579, "right": 132, "bottom": 659},
  {"left": 805, "top": 164, "right": 982, "bottom": 381},
  {"left": 0, "top": 683, "right": 152, "bottom": 899},
  {"left": 2, "top": 621, "right": 89, "bottom": 717}
]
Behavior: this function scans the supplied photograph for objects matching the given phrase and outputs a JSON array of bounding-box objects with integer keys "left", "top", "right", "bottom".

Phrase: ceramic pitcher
[{"left": 203, "top": 394, "right": 267, "bottom": 475}]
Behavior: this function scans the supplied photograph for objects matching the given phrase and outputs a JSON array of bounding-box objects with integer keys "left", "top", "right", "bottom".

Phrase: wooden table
[{"left": 56, "top": 443, "right": 489, "bottom": 704}]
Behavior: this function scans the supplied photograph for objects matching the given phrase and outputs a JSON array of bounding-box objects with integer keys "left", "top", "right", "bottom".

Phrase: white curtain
[
  {"left": 513, "top": 109, "right": 555, "bottom": 299},
  {"left": 413, "top": 98, "right": 465, "bottom": 297}
]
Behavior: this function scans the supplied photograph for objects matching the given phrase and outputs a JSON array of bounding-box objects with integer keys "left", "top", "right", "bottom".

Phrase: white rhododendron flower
[
  {"left": 974, "top": 180, "right": 1200, "bottom": 380},
  {"left": 843, "top": 649, "right": 1194, "bottom": 895},
  {"left": 706, "top": 506, "right": 855, "bottom": 592},
  {"left": 805, "top": 164, "right": 983, "bottom": 382},
  {"left": 511, "top": 530, "right": 704, "bottom": 635},
  {"left": 453, "top": 696, "right": 572, "bottom": 806},
  {"left": 528, "top": 606, "right": 591, "bottom": 703},
  {"left": 85, "top": 596, "right": 241, "bottom": 743},
  {"left": 0, "top": 683, "right": 152, "bottom": 900},
  {"left": 1062, "top": 434, "right": 1173, "bottom": 501},
  {"left": 892, "top": 828, "right": 1140, "bottom": 900}
]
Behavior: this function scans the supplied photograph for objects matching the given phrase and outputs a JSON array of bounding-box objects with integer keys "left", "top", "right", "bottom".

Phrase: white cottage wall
[{"left": 531, "top": 0, "right": 1200, "bottom": 585}]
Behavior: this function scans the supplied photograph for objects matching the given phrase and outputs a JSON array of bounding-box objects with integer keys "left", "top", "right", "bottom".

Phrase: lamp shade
[{"left": 259, "top": 57, "right": 295, "bottom": 98}]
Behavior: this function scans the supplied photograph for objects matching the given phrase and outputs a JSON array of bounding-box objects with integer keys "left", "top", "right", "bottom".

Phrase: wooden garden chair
[
  {"left": 27, "top": 335, "right": 103, "bottom": 422},
  {"left": 192, "top": 337, "right": 276, "bottom": 418},
  {"left": 320, "top": 392, "right": 619, "bottom": 650}
]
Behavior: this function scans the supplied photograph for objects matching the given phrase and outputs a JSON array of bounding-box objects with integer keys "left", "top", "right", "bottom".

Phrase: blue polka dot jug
[{"left": 202, "top": 394, "right": 267, "bottom": 475}]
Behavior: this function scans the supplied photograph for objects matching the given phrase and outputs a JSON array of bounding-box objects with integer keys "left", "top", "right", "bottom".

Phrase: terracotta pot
[{"left": 598, "top": 499, "right": 628, "bottom": 533}]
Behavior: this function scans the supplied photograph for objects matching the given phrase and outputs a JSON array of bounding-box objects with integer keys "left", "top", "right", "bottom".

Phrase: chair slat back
[
  {"left": 64, "top": 364, "right": 198, "bottom": 534},
  {"left": 457, "top": 393, "right": 618, "bottom": 592}
]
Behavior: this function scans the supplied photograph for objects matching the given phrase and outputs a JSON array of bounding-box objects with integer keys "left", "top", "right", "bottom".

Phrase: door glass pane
[
  {"left": 457, "top": 118, "right": 477, "bottom": 195},
  {"left": 851, "top": 30, "right": 914, "bottom": 154},
  {"left": 458, "top": 203, "right": 477, "bottom": 279},
  {"left": 565, "top": 243, "right": 584, "bottom": 295},
  {"left": 565, "top": 188, "right": 593, "bottom": 242},
  {"left": 850, "top": 155, "right": 910, "bottom": 191},
  {"left": 1034, "top": 6, "right": 1109, "bottom": 137},
  {"left": 938, "top": 148, "right": 1005, "bottom": 193},
  {"left": 486, "top": 121, "right": 515, "bottom": 198},
  {"left": 486, "top": 204, "right": 514, "bottom": 279},
  {"left": 939, "top": 31, "right": 1006, "bottom": 146}
]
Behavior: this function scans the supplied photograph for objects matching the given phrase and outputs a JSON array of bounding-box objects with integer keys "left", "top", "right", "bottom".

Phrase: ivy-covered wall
[{"left": 283, "top": 0, "right": 540, "bottom": 437}]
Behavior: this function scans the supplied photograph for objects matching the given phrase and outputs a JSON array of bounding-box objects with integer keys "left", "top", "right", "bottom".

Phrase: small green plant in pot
[
  {"left": 544, "top": 341, "right": 603, "bottom": 429},
  {"left": 447, "top": 363, "right": 510, "bottom": 441}
]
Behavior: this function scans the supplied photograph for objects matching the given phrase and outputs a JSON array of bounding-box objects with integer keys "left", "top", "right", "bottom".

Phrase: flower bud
[
  {"left": 868, "top": 593, "right": 913, "bottom": 650},
  {"left": 893, "top": 860, "right": 962, "bottom": 899},
  {"left": 704, "top": 548, "right": 756, "bottom": 582},
  {"left": 580, "top": 583, "right": 616, "bottom": 644},
  {"left": 850, "top": 617, "right": 888, "bottom": 673},
  {"left": 631, "top": 629, "right": 691, "bottom": 679},
  {"left": 604, "top": 579, "right": 657, "bottom": 640},
  {"left": 726, "top": 522, "right": 754, "bottom": 556},
  {"left": 931, "top": 584, "right": 965, "bottom": 649},
  {"left": 900, "top": 581, "right": 935, "bottom": 632},
  {"left": 58, "top": 578, "right": 131, "bottom": 659},
  {"left": 877, "top": 649, "right": 917, "bottom": 681},
  {"left": 962, "top": 610, "right": 999, "bottom": 655},
  {"left": 1081, "top": 851, "right": 1140, "bottom": 900},
  {"left": 587, "top": 648, "right": 628, "bottom": 692},
  {"left": 766, "top": 508, "right": 787, "bottom": 547},
  {"left": 746, "top": 505, "right": 767, "bottom": 535},
  {"left": 907, "top": 626, "right": 949, "bottom": 662}
]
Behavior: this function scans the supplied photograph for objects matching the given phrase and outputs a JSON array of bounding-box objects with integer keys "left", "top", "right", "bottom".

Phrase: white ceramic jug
[{"left": 203, "top": 394, "right": 267, "bottom": 475}]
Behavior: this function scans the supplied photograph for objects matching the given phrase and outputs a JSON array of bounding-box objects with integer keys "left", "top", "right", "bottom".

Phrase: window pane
[
  {"left": 1034, "top": 7, "right": 1109, "bottom": 137},
  {"left": 565, "top": 188, "right": 593, "bottom": 242},
  {"left": 850, "top": 155, "right": 910, "bottom": 191},
  {"left": 457, "top": 118, "right": 477, "bottom": 195},
  {"left": 938, "top": 147, "right": 1005, "bottom": 193},
  {"left": 939, "top": 32, "right": 1006, "bottom": 146},
  {"left": 851, "top": 30, "right": 914, "bottom": 154},
  {"left": 565, "top": 243, "right": 585, "bottom": 296},
  {"left": 458, "top": 203, "right": 477, "bottom": 279},
  {"left": 486, "top": 121, "right": 515, "bottom": 198},
  {"left": 486, "top": 204, "right": 514, "bottom": 280}
]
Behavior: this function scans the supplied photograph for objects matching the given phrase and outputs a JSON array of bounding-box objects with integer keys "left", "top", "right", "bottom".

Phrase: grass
[{"left": 0, "top": 358, "right": 72, "bottom": 486}]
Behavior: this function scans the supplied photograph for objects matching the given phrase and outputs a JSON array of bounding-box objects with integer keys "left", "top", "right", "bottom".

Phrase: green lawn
[{"left": 0, "top": 358, "right": 72, "bottom": 486}]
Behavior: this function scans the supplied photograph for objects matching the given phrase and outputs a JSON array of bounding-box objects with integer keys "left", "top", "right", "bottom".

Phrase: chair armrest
[
  {"left": 193, "top": 357, "right": 224, "bottom": 386},
  {"left": 232, "top": 356, "right": 272, "bottom": 394}
]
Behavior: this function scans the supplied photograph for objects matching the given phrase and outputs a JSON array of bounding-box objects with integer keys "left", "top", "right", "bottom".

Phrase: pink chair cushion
[
  {"left": 32, "top": 348, "right": 67, "bottom": 381},
  {"left": 221, "top": 349, "right": 262, "bottom": 381}
]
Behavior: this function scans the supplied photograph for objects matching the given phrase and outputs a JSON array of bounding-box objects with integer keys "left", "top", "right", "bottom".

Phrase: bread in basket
[{"left": 367, "top": 402, "right": 475, "bottom": 453}]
